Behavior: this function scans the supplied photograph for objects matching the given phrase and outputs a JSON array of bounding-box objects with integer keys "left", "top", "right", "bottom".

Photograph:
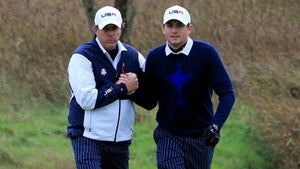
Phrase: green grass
[
  {"left": 130, "top": 101, "right": 275, "bottom": 169},
  {"left": 212, "top": 102, "right": 274, "bottom": 169},
  {"left": 0, "top": 100, "right": 275, "bottom": 169},
  {"left": 0, "top": 103, "right": 75, "bottom": 169},
  {"left": 129, "top": 106, "right": 157, "bottom": 169}
]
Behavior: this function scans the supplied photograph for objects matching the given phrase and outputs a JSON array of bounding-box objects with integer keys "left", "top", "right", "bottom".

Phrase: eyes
[{"left": 165, "top": 21, "right": 186, "bottom": 28}]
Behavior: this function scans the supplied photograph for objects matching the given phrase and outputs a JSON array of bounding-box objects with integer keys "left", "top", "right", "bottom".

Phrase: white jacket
[
  {"left": 68, "top": 38, "right": 145, "bottom": 142},
  {"left": 83, "top": 99, "right": 135, "bottom": 141}
]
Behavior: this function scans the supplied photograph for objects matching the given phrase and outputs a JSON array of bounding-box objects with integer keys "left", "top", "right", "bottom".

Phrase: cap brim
[
  {"left": 98, "top": 20, "right": 121, "bottom": 30},
  {"left": 163, "top": 18, "right": 188, "bottom": 25}
]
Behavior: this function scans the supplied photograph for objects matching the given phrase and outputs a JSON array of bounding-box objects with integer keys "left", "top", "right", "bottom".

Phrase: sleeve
[
  {"left": 138, "top": 52, "right": 146, "bottom": 72},
  {"left": 130, "top": 52, "right": 159, "bottom": 110},
  {"left": 207, "top": 46, "right": 236, "bottom": 129},
  {"left": 68, "top": 54, "right": 127, "bottom": 110}
]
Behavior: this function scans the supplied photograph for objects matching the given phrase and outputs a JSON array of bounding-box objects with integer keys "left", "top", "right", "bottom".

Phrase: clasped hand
[{"left": 116, "top": 73, "right": 139, "bottom": 95}]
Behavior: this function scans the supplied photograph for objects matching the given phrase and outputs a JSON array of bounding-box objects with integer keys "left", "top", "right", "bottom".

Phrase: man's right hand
[{"left": 117, "top": 73, "right": 139, "bottom": 94}]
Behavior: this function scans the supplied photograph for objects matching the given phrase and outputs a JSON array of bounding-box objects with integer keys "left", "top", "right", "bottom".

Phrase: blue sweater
[{"left": 141, "top": 39, "right": 235, "bottom": 136}]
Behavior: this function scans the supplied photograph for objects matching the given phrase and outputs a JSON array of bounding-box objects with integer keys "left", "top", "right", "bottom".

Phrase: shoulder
[
  {"left": 73, "top": 39, "right": 101, "bottom": 62},
  {"left": 191, "top": 40, "right": 220, "bottom": 58},
  {"left": 74, "top": 41, "right": 98, "bottom": 54},
  {"left": 147, "top": 44, "right": 166, "bottom": 58},
  {"left": 122, "top": 43, "right": 138, "bottom": 53},
  {"left": 192, "top": 40, "right": 216, "bottom": 50}
]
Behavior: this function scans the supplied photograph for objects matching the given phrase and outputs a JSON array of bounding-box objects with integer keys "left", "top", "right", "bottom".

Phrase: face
[
  {"left": 94, "top": 24, "right": 121, "bottom": 51},
  {"left": 162, "top": 20, "right": 192, "bottom": 50}
]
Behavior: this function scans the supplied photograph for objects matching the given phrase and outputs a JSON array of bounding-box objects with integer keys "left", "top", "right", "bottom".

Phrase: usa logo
[
  {"left": 101, "top": 13, "right": 117, "bottom": 18},
  {"left": 169, "top": 10, "right": 184, "bottom": 15}
]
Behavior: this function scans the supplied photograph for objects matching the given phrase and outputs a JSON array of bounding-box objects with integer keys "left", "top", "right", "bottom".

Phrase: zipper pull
[{"left": 122, "top": 61, "right": 125, "bottom": 74}]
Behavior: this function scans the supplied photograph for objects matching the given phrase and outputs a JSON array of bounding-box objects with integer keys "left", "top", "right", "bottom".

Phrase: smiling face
[
  {"left": 94, "top": 24, "right": 121, "bottom": 51},
  {"left": 162, "top": 20, "right": 192, "bottom": 50}
]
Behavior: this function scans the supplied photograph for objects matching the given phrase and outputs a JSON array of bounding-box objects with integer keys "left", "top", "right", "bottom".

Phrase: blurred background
[{"left": 0, "top": 0, "right": 299, "bottom": 169}]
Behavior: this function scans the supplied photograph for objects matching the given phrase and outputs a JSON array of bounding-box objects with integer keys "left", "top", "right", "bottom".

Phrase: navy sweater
[{"left": 140, "top": 40, "right": 235, "bottom": 136}]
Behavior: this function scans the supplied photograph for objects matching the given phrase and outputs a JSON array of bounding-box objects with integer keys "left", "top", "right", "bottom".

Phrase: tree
[
  {"left": 82, "top": 0, "right": 135, "bottom": 44},
  {"left": 115, "top": 0, "right": 135, "bottom": 44},
  {"left": 82, "top": 0, "right": 96, "bottom": 34}
]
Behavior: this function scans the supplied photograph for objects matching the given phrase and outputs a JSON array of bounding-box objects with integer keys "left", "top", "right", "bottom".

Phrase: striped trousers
[
  {"left": 70, "top": 136, "right": 130, "bottom": 169},
  {"left": 154, "top": 127, "right": 214, "bottom": 169}
]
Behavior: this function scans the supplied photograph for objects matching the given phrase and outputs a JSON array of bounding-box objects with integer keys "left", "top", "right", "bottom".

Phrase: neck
[
  {"left": 169, "top": 42, "right": 187, "bottom": 53},
  {"left": 107, "top": 46, "right": 118, "bottom": 60}
]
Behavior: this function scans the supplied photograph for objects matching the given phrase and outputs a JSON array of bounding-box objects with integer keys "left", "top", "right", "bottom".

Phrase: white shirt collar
[
  {"left": 165, "top": 37, "right": 193, "bottom": 56},
  {"left": 96, "top": 38, "right": 127, "bottom": 55},
  {"left": 95, "top": 37, "right": 127, "bottom": 68}
]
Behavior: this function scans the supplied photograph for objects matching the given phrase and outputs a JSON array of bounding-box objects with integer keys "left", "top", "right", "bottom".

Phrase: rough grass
[
  {"left": 0, "top": 0, "right": 299, "bottom": 168},
  {"left": 0, "top": 100, "right": 275, "bottom": 169}
]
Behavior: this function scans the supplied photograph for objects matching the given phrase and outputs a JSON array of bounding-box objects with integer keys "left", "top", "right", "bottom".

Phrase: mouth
[
  {"left": 170, "top": 35, "right": 179, "bottom": 38},
  {"left": 107, "top": 40, "right": 116, "bottom": 43},
  {"left": 170, "top": 36, "right": 180, "bottom": 40}
]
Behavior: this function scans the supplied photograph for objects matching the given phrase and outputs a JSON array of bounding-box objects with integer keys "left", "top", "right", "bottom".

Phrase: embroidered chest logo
[
  {"left": 101, "top": 68, "right": 107, "bottom": 76},
  {"left": 166, "top": 64, "right": 192, "bottom": 105}
]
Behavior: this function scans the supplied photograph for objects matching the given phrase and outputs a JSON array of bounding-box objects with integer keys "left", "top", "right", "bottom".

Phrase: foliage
[{"left": 0, "top": 0, "right": 299, "bottom": 168}]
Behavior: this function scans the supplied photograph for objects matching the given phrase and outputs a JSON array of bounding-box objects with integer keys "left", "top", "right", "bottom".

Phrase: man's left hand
[{"left": 204, "top": 125, "right": 220, "bottom": 147}]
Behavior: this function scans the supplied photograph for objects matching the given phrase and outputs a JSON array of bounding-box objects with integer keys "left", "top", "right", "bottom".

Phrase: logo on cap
[
  {"left": 163, "top": 5, "right": 191, "bottom": 25},
  {"left": 101, "top": 12, "right": 117, "bottom": 18},
  {"left": 94, "top": 6, "right": 122, "bottom": 29},
  {"left": 169, "top": 10, "right": 184, "bottom": 15}
]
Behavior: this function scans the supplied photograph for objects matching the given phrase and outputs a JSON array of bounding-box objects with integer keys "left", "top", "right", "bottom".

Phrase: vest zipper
[
  {"left": 88, "top": 111, "right": 92, "bottom": 132},
  {"left": 114, "top": 99, "right": 122, "bottom": 142},
  {"left": 114, "top": 60, "right": 125, "bottom": 142}
]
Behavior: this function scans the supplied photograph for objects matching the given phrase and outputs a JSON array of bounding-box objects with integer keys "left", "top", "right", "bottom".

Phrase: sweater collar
[{"left": 165, "top": 37, "right": 193, "bottom": 56}]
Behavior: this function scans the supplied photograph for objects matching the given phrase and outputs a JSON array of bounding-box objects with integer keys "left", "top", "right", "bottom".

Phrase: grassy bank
[{"left": 0, "top": 99, "right": 274, "bottom": 169}]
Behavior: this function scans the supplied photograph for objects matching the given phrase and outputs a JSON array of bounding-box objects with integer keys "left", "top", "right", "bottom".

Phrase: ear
[
  {"left": 121, "top": 23, "right": 126, "bottom": 29},
  {"left": 187, "top": 24, "right": 193, "bottom": 34},
  {"left": 93, "top": 25, "right": 98, "bottom": 32},
  {"left": 161, "top": 24, "right": 166, "bottom": 34}
]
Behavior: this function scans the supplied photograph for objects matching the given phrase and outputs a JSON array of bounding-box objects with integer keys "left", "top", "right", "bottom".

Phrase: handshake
[{"left": 116, "top": 72, "right": 139, "bottom": 95}]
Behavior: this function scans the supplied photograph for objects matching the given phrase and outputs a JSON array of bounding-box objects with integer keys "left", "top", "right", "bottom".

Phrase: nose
[
  {"left": 170, "top": 26, "right": 179, "bottom": 33},
  {"left": 106, "top": 28, "right": 117, "bottom": 35},
  {"left": 108, "top": 30, "right": 115, "bottom": 36}
]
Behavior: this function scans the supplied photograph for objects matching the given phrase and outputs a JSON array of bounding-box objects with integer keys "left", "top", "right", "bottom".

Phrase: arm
[
  {"left": 128, "top": 53, "right": 158, "bottom": 110},
  {"left": 208, "top": 47, "right": 236, "bottom": 129},
  {"left": 204, "top": 46, "right": 235, "bottom": 146},
  {"left": 68, "top": 54, "right": 128, "bottom": 110}
]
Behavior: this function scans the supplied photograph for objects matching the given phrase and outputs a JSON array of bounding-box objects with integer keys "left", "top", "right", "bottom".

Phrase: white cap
[
  {"left": 94, "top": 6, "right": 122, "bottom": 30},
  {"left": 163, "top": 5, "right": 191, "bottom": 25}
]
